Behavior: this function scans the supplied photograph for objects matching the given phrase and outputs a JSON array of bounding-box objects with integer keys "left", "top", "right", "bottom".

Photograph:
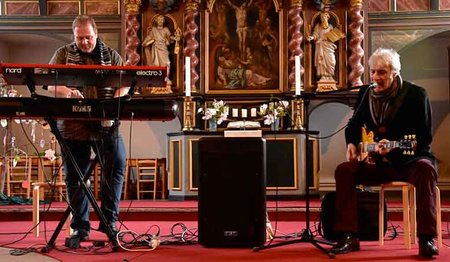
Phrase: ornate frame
[{"left": 205, "top": 0, "right": 283, "bottom": 94}]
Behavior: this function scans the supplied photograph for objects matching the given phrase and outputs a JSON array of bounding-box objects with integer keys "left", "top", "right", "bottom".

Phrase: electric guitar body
[{"left": 358, "top": 127, "right": 417, "bottom": 164}]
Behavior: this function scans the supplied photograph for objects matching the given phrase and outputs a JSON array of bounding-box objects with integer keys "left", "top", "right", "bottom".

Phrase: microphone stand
[{"left": 253, "top": 92, "right": 335, "bottom": 258}]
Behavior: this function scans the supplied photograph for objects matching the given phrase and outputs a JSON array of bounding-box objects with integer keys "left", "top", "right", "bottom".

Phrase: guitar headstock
[{"left": 399, "top": 134, "right": 417, "bottom": 155}]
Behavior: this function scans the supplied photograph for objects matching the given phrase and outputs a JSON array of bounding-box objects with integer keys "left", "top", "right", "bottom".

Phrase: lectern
[{"left": 198, "top": 137, "right": 266, "bottom": 247}]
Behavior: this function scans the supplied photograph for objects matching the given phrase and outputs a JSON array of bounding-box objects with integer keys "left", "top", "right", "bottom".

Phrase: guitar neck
[{"left": 363, "top": 141, "right": 398, "bottom": 153}]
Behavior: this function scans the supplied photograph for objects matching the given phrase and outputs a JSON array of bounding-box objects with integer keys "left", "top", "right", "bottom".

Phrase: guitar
[{"left": 358, "top": 127, "right": 417, "bottom": 163}]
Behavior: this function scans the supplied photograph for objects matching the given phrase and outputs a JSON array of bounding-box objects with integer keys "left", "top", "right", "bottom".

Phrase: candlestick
[
  {"left": 182, "top": 96, "right": 195, "bottom": 131},
  {"left": 185, "top": 56, "right": 191, "bottom": 97},
  {"left": 295, "top": 55, "right": 301, "bottom": 96},
  {"left": 291, "top": 98, "right": 304, "bottom": 130}
]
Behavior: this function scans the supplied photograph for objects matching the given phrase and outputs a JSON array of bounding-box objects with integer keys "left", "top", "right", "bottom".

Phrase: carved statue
[
  {"left": 142, "top": 15, "right": 181, "bottom": 85},
  {"left": 307, "top": 12, "right": 344, "bottom": 83}
]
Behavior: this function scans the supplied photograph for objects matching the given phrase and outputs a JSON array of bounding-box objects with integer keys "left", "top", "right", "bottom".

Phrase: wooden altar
[{"left": 166, "top": 130, "right": 320, "bottom": 200}]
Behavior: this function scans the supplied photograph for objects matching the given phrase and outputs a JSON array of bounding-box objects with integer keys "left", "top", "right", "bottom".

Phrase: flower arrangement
[
  {"left": 197, "top": 99, "right": 229, "bottom": 125},
  {"left": 258, "top": 100, "right": 289, "bottom": 125}
]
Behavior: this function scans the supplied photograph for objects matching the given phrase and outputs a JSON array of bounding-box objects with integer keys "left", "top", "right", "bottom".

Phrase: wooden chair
[
  {"left": 31, "top": 157, "right": 69, "bottom": 237},
  {"left": 156, "top": 158, "right": 167, "bottom": 200},
  {"left": 379, "top": 182, "right": 442, "bottom": 249},
  {"left": 32, "top": 181, "right": 70, "bottom": 237},
  {"left": 136, "top": 159, "right": 158, "bottom": 200},
  {"left": 123, "top": 158, "right": 138, "bottom": 200},
  {"left": 6, "top": 156, "right": 32, "bottom": 199},
  {"left": 37, "top": 157, "right": 65, "bottom": 201}
]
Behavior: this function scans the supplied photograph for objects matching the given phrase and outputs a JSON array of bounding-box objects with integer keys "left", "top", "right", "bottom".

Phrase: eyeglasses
[{"left": 75, "top": 35, "right": 95, "bottom": 42}]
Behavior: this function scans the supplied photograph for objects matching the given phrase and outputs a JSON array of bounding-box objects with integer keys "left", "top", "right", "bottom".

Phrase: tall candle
[
  {"left": 185, "top": 56, "right": 191, "bottom": 97},
  {"left": 251, "top": 108, "right": 257, "bottom": 117},
  {"left": 295, "top": 55, "right": 301, "bottom": 96}
]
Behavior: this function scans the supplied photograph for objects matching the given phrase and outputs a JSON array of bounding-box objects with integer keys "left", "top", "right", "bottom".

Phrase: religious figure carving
[
  {"left": 307, "top": 12, "right": 344, "bottom": 82},
  {"left": 142, "top": 15, "right": 181, "bottom": 86}
]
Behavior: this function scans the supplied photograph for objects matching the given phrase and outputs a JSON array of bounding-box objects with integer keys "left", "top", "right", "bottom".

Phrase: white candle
[
  {"left": 185, "top": 56, "right": 191, "bottom": 97},
  {"left": 232, "top": 108, "right": 238, "bottom": 117},
  {"left": 251, "top": 108, "right": 257, "bottom": 117},
  {"left": 295, "top": 55, "right": 301, "bottom": 96},
  {"left": 241, "top": 109, "right": 247, "bottom": 118}
]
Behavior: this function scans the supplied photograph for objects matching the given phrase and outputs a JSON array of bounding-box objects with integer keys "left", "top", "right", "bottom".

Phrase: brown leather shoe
[
  {"left": 419, "top": 237, "right": 439, "bottom": 258},
  {"left": 330, "top": 233, "right": 360, "bottom": 254}
]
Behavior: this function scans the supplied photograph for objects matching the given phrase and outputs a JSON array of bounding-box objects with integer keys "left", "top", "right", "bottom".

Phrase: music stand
[{"left": 253, "top": 93, "right": 335, "bottom": 258}]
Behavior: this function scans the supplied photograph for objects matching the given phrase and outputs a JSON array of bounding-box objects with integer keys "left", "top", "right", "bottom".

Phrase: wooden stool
[
  {"left": 379, "top": 182, "right": 442, "bottom": 249},
  {"left": 32, "top": 182, "right": 72, "bottom": 237}
]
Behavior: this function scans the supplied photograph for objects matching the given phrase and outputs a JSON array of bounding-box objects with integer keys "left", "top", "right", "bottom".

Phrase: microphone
[{"left": 368, "top": 82, "right": 378, "bottom": 89}]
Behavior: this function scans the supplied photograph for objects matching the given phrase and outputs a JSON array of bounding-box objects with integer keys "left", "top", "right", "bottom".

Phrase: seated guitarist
[{"left": 331, "top": 48, "right": 438, "bottom": 258}]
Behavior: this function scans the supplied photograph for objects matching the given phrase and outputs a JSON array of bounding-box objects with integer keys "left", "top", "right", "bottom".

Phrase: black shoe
[
  {"left": 98, "top": 222, "right": 118, "bottom": 236},
  {"left": 69, "top": 229, "right": 90, "bottom": 242},
  {"left": 330, "top": 233, "right": 360, "bottom": 254},
  {"left": 419, "top": 237, "right": 439, "bottom": 258}
]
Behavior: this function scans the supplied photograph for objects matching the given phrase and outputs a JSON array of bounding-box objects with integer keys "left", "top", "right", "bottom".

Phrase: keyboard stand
[{"left": 41, "top": 119, "right": 119, "bottom": 252}]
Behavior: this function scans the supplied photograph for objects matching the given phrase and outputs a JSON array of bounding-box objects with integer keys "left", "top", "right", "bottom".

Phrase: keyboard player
[{"left": 47, "top": 15, "right": 127, "bottom": 244}]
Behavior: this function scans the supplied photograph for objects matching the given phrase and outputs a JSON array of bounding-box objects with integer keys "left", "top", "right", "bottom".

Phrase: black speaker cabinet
[{"left": 198, "top": 137, "right": 266, "bottom": 247}]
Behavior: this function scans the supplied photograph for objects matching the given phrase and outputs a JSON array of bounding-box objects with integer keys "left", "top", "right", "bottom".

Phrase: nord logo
[
  {"left": 5, "top": 68, "right": 22, "bottom": 74},
  {"left": 72, "top": 105, "right": 92, "bottom": 113},
  {"left": 136, "top": 70, "right": 162, "bottom": 76}
]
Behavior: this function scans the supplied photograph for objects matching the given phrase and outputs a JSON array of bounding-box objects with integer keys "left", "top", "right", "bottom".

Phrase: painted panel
[
  {"left": 397, "top": 0, "right": 430, "bottom": 11},
  {"left": 5, "top": 1, "right": 39, "bottom": 16},
  {"left": 368, "top": 0, "right": 390, "bottom": 12},
  {"left": 85, "top": 0, "right": 120, "bottom": 15},
  {"left": 47, "top": 1, "right": 80, "bottom": 16}
]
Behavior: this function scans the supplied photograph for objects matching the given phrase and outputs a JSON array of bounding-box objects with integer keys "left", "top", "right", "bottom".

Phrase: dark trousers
[
  {"left": 334, "top": 158, "right": 437, "bottom": 237},
  {"left": 63, "top": 133, "right": 126, "bottom": 232}
]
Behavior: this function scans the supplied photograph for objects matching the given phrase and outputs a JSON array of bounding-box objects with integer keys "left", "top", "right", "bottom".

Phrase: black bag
[{"left": 319, "top": 190, "right": 388, "bottom": 241}]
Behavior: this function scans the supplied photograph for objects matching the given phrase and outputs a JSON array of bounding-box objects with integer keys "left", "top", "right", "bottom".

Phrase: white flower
[
  {"left": 45, "top": 149, "right": 56, "bottom": 162},
  {"left": 198, "top": 100, "right": 229, "bottom": 125},
  {"left": 258, "top": 100, "right": 289, "bottom": 125}
]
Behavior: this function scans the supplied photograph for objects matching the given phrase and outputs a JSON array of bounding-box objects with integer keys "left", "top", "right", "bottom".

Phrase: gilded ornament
[{"left": 124, "top": 0, "right": 142, "bottom": 14}]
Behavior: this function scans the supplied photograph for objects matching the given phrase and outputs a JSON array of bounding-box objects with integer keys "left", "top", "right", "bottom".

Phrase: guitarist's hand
[
  {"left": 346, "top": 143, "right": 359, "bottom": 161},
  {"left": 377, "top": 139, "right": 392, "bottom": 156}
]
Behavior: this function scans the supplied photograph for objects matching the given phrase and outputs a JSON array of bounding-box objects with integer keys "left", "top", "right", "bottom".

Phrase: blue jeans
[{"left": 63, "top": 131, "right": 126, "bottom": 232}]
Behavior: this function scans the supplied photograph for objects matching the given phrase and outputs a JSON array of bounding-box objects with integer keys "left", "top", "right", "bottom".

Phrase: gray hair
[{"left": 368, "top": 48, "right": 401, "bottom": 74}]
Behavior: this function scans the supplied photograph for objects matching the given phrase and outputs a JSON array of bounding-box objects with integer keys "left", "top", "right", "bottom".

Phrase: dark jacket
[{"left": 345, "top": 80, "right": 435, "bottom": 166}]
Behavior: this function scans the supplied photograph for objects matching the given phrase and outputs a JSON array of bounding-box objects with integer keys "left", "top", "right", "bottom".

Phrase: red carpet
[
  {"left": 0, "top": 199, "right": 449, "bottom": 261},
  {"left": 0, "top": 220, "right": 449, "bottom": 261}
]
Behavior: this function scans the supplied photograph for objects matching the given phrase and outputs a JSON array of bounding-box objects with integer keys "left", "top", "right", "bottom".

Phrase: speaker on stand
[{"left": 197, "top": 137, "right": 266, "bottom": 247}]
